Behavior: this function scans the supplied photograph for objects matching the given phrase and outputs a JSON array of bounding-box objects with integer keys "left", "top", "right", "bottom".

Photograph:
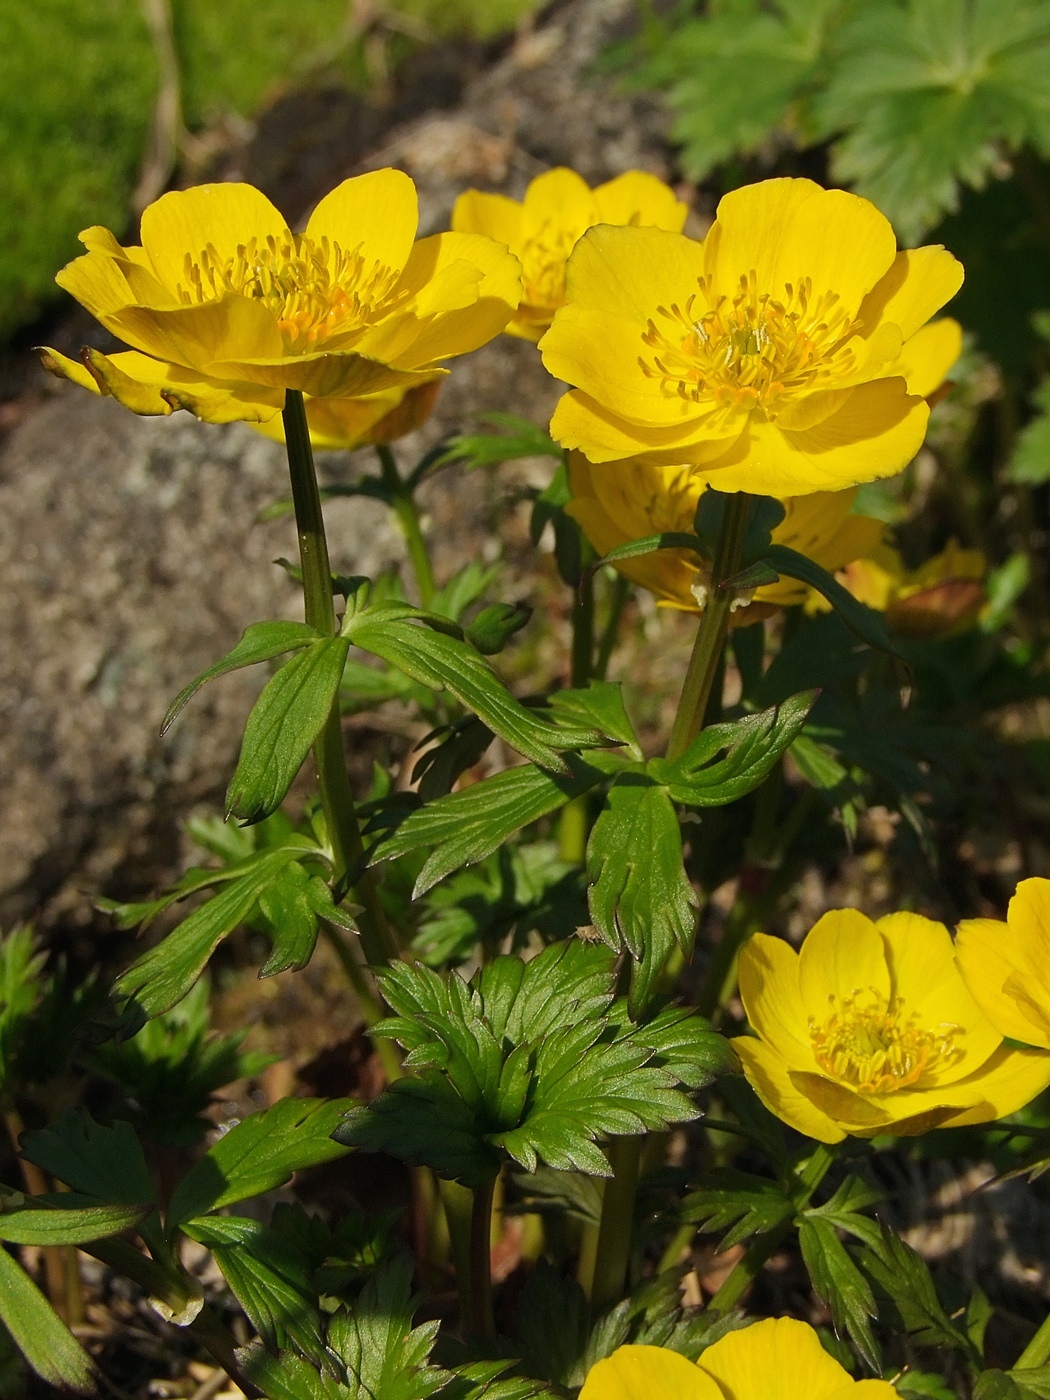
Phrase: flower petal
[
  {"left": 555, "top": 222, "right": 707, "bottom": 324},
  {"left": 732, "top": 1037, "right": 846, "bottom": 1143},
  {"left": 787, "top": 1072, "right": 897, "bottom": 1134},
  {"left": 890, "top": 318, "right": 962, "bottom": 397},
  {"left": 360, "top": 231, "right": 521, "bottom": 367},
  {"left": 140, "top": 183, "right": 291, "bottom": 295},
  {"left": 738, "top": 933, "right": 816, "bottom": 1070},
  {"left": 798, "top": 909, "right": 890, "bottom": 1020},
  {"left": 580, "top": 1346, "right": 722, "bottom": 1400},
  {"left": 108, "top": 294, "right": 284, "bottom": 369},
  {"left": 38, "top": 346, "right": 111, "bottom": 399},
  {"left": 699, "top": 1316, "right": 853, "bottom": 1400},
  {"left": 56, "top": 251, "right": 137, "bottom": 319},
  {"left": 206, "top": 349, "right": 442, "bottom": 398},
  {"left": 522, "top": 166, "right": 600, "bottom": 242},
  {"left": 954, "top": 917, "right": 1040, "bottom": 1044},
  {"left": 859, "top": 246, "right": 964, "bottom": 341},
  {"left": 550, "top": 389, "right": 747, "bottom": 465},
  {"left": 696, "top": 379, "right": 929, "bottom": 495},
  {"left": 936, "top": 1043, "right": 1050, "bottom": 1126},
  {"left": 593, "top": 170, "right": 689, "bottom": 232},
  {"left": 451, "top": 190, "right": 523, "bottom": 250},
  {"left": 876, "top": 911, "right": 1001, "bottom": 1085},
  {"left": 707, "top": 181, "right": 897, "bottom": 321},
  {"left": 305, "top": 168, "right": 419, "bottom": 282}
]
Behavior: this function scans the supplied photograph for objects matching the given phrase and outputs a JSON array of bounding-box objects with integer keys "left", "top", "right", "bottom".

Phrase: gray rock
[{"left": 0, "top": 0, "right": 673, "bottom": 929}]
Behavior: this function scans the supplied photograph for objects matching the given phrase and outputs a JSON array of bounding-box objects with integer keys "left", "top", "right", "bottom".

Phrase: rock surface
[{"left": 0, "top": 0, "right": 674, "bottom": 931}]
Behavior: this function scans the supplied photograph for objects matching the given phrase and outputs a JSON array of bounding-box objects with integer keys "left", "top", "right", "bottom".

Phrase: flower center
[
  {"left": 639, "top": 271, "right": 860, "bottom": 412},
  {"left": 519, "top": 223, "right": 583, "bottom": 318},
  {"left": 809, "top": 989, "right": 959, "bottom": 1094},
  {"left": 177, "top": 234, "right": 402, "bottom": 352}
]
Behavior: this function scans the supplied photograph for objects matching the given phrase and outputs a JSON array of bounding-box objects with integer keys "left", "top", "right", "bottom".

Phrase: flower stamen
[{"left": 809, "top": 989, "right": 960, "bottom": 1094}]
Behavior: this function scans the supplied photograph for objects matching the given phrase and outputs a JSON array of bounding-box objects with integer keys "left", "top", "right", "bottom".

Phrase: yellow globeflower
[
  {"left": 957, "top": 878, "right": 1050, "bottom": 1050},
  {"left": 567, "top": 451, "right": 884, "bottom": 619},
  {"left": 733, "top": 909, "right": 1050, "bottom": 1144},
  {"left": 254, "top": 379, "right": 442, "bottom": 451},
  {"left": 452, "top": 167, "right": 688, "bottom": 342},
  {"left": 39, "top": 169, "right": 522, "bottom": 426},
  {"left": 540, "top": 177, "right": 963, "bottom": 495},
  {"left": 832, "top": 539, "right": 986, "bottom": 639},
  {"left": 580, "top": 1317, "right": 897, "bottom": 1400}
]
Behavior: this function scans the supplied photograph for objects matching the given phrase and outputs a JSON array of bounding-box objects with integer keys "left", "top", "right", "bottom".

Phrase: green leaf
[
  {"left": 367, "top": 757, "right": 608, "bottom": 895},
  {"left": 765, "top": 545, "right": 903, "bottom": 660},
  {"left": 679, "top": 1168, "right": 795, "bottom": 1249},
  {"left": 507, "top": 1166, "right": 603, "bottom": 1226},
  {"left": 515, "top": 1260, "right": 590, "bottom": 1388},
  {"left": 1009, "top": 1370, "right": 1050, "bottom": 1400},
  {"left": 651, "top": 692, "right": 817, "bottom": 805},
  {"left": 183, "top": 1215, "right": 327, "bottom": 1367},
  {"left": 346, "top": 606, "right": 604, "bottom": 772},
  {"left": 789, "top": 733, "right": 849, "bottom": 791},
  {"left": 975, "top": 1373, "right": 1027, "bottom": 1400},
  {"left": 648, "top": 0, "right": 839, "bottom": 180},
  {"left": 20, "top": 1109, "right": 153, "bottom": 1205},
  {"left": 227, "top": 637, "right": 350, "bottom": 824},
  {"left": 814, "top": 0, "right": 1050, "bottom": 241},
  {"left": 798, "top": 1215, "right": 880, "bottom": 1371},
  {"left": 586, "top": 776, "right": 697, "bottom": 1010},
  {"left": 1009, "top": 377, "right": 1050, "bottom": 484},
  {"left": 858, "top": 1224, "right": 978, "bottom": 1364},
  {"left": 336, "top": 943, "right": 708, "bottom": 1187},
  {"left": 163, "top": 620, "right": 320, "bottom": 733},
  {"left": 593, "top": 531, "right": 708, "bottom": 572},
  {"left": 547, "top": 682, "right": 642, "bottom": 758},
  {"left": 429, "top": 560, "right": 503, "bottom": 624},
  {"left": 166, "top": 1097, "right": 352, "bottom": 1229},
  {"left": 113, "top": 846, "right": 303, "bottom": 1017},
  {"left": 0, "top": 1199, "right": 149, "bottom": 1245},
  {"left": 256, "top": 863, "right": 354, "bottom": 977},
  {"left": 0, "top": 1246, "right": 95, "bottom": 1393},
  {"left": 438, "top": 414, "right": 562, "bottom": 471}
]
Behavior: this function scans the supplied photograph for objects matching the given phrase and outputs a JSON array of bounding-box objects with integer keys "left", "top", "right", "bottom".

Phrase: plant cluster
[{"left": 4, "top": 144, "right": 1050, "bottom": 1400}]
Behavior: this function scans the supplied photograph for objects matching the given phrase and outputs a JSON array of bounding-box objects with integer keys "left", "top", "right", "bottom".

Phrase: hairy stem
[
  {"left": 282, "top": 390, "right": 398, "bottom": 967},
  {"left": 376, "top": 444, "right": 436, "bottom": 608}
]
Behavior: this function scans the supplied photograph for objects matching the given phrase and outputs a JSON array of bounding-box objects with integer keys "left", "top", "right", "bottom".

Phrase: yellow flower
[
  {"left": 957, "top": 878, "right": 1050, "bottom": 1050},
  {"left": 567, "top": 450, "right": 884, "bottom": 619},
  {"left": 39, "top": 169, "right": 522, "bottom": 426},
  {"left": 733, "top": 909, "right": 1050, "bottom": 1143},
  {"left": 831, "top": 539, "right": 986, "bottom": 638},
  {"left": 254, "top": 379, "right": 442, "bottom": 451},
  {"left": 452, "top": 167, "right": 687, "bottom": 341},
  {"left": 540, "top": 177, "right": 963, "bottom": 495},
  {"left": 579, "top": 1317, "right": 897, "bottom": 1400}
]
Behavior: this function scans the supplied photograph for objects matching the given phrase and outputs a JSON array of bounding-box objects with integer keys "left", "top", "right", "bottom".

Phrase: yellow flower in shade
[
  {"left": 733, "top": 909, "right": 1050, "bottom": 1144},
  {"left": 39, "top": 169, "right": 522, "bottom": 426},
  {"left": 579, "top": 1317, "right": 897, "bottom": 1400},
  {"left": 254, "top": 379, "right": 442, "bottom": 451},
  {"left": 452, "top": 167, "right": 688, "bottom": 342},
  {"left": 540, "top": 177, "right": 964, "bottom": 495},
  {"left": 830, "top": 539, "right": 986, "bottom": 639},
  {"left": 957, "top": 878, "right": 1050, "bottom": 1050},
  {"left": 566, "top": 451, "right": 884, "bottom": 620}
]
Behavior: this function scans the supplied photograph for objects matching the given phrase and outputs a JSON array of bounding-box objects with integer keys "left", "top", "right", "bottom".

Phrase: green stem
[
  {"left": 707, "top": 1142, "right": 836, "bottom": 1312},
  {"left": 571, "top": 569, "right": 595, "bottom": 688},
  {"left": 467, "top": 1176, "right": 497, "bottom": 1341},
  {"left": 1018, "top": 1310, "right": 1050, "bottom": 1368},
  {"left": 588, "top": 1136, "right": 641, "bottom": 1317},
  {"left": 594, "top": 572, "right": 631, "bottom": 681},
  {"left": 557, "top": 795, "right": 589, "bottom": 865},
  {"left": 377, "top": 444, "right": 436, "bottom": 607},
  {"left": 319, "top": 924, "right": 403, "bottom": 1083},
  {"left": 665, "top": 494, "right": 752, "bottom": 762},
  {"left": 658, "top": 1221, "right": 697, "bottom": 1275},
  {"left": 282, "top": 391, "right": 398, "bottom": 967}
]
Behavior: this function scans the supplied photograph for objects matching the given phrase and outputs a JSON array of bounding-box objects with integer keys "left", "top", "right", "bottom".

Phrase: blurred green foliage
[
  {"left": 629, "top": 0, "right": 1050, "bottom": 245},
  {"left": 0, "top": 0, "right": 537, "bottom": 345}
]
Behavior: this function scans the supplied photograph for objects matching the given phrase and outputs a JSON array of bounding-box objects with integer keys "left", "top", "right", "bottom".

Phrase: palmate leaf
[
  {"left": 166, "top": 1097, "right": 352, "bottom": 1229},
  {"left": 856, "top": 1224, "right": 979, "bottom": 1364},
  {"left": 112, "top": 844, "right": 319, "bottom": 1018},
  {"left": 336, "top": 942, "right": 726, "bottom": 1187},
  {"left": 438, "top": 413, "right": 563, "bottom": 472},
  {"left": 679, "top": 1168, "right": 795, "bottom": 1250},
  {"left": 162, "top": 620, "right": 321, "bottom": 733},
  {"left": 813, "top": 0, "right": 1050, "bottom": 241},
  {"left": 798, "top": 1216, "right": 880, "bottom": 1371},
  {"left": 20, "top": 1109, "right": 153, "bottom": 1206},
  {"left": 0, "top": 1197, "right": 149, "bottom": 1246}
]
